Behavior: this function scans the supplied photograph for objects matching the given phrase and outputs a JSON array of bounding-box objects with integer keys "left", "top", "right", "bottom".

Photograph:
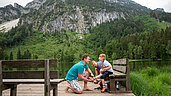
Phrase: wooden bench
[
  {"left": 109, "top": 58, "right": 131, "bottom": 93},
  {"left": 0, "top": 59, "right": 65, "bottom": 96}
]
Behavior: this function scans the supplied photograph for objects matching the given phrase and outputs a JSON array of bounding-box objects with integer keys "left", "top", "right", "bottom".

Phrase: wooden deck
[{"left": 2, "top": 81, "right": 135, "bottom": 96}]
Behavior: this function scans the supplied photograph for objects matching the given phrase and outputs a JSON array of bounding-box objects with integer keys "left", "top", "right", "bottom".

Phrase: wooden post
[
  {"left": 10, "top": 84, "right": 17, "bottom": 96},
  {"left": 53, "top": 84, "right": 58, "bottom": 96},
  {"left": 44, "top": 59, "right": 50, "bottom": 96},
  {"left": 110, "top": 78, "right": 115, "bottom": 92},
  {"left": 0, "top": 61, "right": 2, "bottom": 96},
  {"left": 126, "top": 58, "right": 131, "bottom": 91}
]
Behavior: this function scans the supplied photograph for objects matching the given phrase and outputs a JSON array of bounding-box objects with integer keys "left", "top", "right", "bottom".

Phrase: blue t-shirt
[
  {"left": 66, "top": 61, "right": 89, "bottom": 81},
  {"left": 96, "top": 61, "right": 102, "bottom": 69}
]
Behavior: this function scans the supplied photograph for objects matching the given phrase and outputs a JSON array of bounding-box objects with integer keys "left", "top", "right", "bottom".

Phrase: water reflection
[{"left": 129, "top": 60, "right": 171, "bottom": 71}]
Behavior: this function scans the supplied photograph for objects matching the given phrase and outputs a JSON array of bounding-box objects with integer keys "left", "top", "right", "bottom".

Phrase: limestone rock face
[
  {"left": 25, "top": 0, "right": 46, "bottom": 10},
  {"left": 0, "top": 3, "right": 29, "bottom": 24},
  {"left": 19, "top": 0, "right": 150, "bottom": 33}
]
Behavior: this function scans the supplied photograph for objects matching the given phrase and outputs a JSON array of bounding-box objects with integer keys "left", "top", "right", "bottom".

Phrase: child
[
  {"left": 91, "top": 54, "right": 113, "bottom": 93},
  {"left": 91, "top": 61, "right": 103, "bottom": 82}
]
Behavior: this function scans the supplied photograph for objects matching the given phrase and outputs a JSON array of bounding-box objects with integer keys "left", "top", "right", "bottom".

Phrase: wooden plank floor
[{"left": 2, "top": 81, "right": 135, "bottom": 96}]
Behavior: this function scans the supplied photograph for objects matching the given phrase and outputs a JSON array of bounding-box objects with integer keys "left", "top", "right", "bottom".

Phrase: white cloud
[
  {"left": 133, "top": 0, "right": 171, "bottom": 12},
  {"left": 0, "top": 0, "right": 33, "bottom": 7}
]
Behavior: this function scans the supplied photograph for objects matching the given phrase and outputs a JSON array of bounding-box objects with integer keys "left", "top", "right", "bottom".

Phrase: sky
[
  {"left": 0, "top": 0, "right": 171, "bottom": 12},
  {"left": 133, "top": 0, "right": 171, "bottom": 12},
  {"left": 0, "top": 0, "right": 33, "bottom": 7}
]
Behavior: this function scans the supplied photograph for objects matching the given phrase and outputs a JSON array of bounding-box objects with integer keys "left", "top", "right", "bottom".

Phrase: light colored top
[{"left": 102, "top": 60, "right": 113, "bottom": 73}]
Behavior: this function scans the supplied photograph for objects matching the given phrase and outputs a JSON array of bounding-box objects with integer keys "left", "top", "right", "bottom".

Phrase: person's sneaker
[
  {"left": 94, "top": 80, "right": 99, "bottom": 84},
  {"left": 101, "top": 86, "right": 107, "bottom": 93},
  {"left": 89, "top": 77, "right": 95, "bottom": 82}
]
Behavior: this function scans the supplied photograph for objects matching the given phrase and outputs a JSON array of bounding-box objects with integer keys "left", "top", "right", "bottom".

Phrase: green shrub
[
  {"left": 158, "top": 73, "right": 171, "bottom": 86},
  {"left": 150, "top": 77, "right": 171, "bottom": 96},
  {"left": 160, "top": 65, "right": 171, "bottom": 73},
  {"left": 130, "top": 72, "right": 151, "bottom": 96},
  {"left": 131, "top": 66, "right": 171, "bottom": 96},
  {"left": 142, "top": 67, "right": 160, "bottom": 77}
]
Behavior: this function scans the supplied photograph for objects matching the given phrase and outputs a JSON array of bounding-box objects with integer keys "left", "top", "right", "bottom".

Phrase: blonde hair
[
  {"left": 99, "top": 54, "right": 106, "bottom": 60},
  {"left": 99, "top": 54, "right": 106, "bottom": 67},
  {"left": 92, "top": 60, "right": 96, "bottom": 65}
]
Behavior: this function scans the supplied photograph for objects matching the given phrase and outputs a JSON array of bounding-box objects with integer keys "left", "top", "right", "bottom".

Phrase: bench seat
[{"left": 110, "top": 71, "right": 127, "bottom": 78}]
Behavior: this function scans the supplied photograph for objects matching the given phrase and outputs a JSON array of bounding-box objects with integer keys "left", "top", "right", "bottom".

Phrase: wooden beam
[
  {"left": 52, "top": 84, "right": 58, "bottom": 96},
  {"left": 113, "top": 65, "right": 126, "bottom": 73},
  {"left": 0, "top": 61, "right": 2, "bottom": 96},
  {"left": 126, "top": 59, "right": 131, "bottom": 91},
  {"left": 113, "top": 58, "right": 127, "bottom": 64},
  {"left": 3, "top": 70, "right": 58, "bottom": 79},
  {"left": 2, "top": 59, "right": 58, "bottom": 69},
  {"left": 110, "top": 78, "right": 116, "bottom": 92},
  {"left": 44, "top": 59, "right": 50, "bottom": 96},
  {"left": 10, "top": 84, "right": 17, "bottom": 96},
  {"left": 3, "top": 79, "right": 65, "bottom": 84}
]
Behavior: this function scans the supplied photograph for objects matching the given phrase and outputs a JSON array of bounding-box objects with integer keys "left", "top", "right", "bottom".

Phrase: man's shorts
[{"left": 67, "top": 79, "right": 82, "bottom": 91}]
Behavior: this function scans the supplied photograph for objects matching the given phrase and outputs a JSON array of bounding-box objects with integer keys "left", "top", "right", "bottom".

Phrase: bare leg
[
  {"left": 83, "top": 71, "right": 93, "bottom": 91},
  {"left": 98, "top": 79, "right": 102, "bottom": 85},
  {"left": 95, "top": 68, "right": 99, "bottom": 76},
  {"left": 95, "top": 74, "right": 103, "bottom": 79},
  {"left": 101, "top": 79, "right": 105, "bottom": 86},
  {"left": 66, "top": 85, "right": 83, "bottom": 94},
  {"left": 65, "top": 85, "right": 70, "bottom": 93}
]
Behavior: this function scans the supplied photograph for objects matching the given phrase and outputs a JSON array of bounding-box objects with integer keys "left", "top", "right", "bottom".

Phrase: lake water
[
  {"left": 58, "top": 60, "right": 171, "bottom": 78},
  {"left": 129, "top": 60, "right": 171, "bottom": 71}
]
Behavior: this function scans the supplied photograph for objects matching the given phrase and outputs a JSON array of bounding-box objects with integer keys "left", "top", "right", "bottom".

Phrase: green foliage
[
  {"left": 141, "top": 67, "right": 160, "bottom": 77},
  {"left": 17, "top": 48, "right": 22, "bottom": 59},
  {"left": 158, "top": 73, "right": 171, "bottom": 86},
  {"left": 3, "top": 23, "right": 33, "bottom": 47},
  {"left": 9, "top": 51, "right": 13, "bottom": 60},
  {"left": 166, "top": 40, "right": 171, "bottom": 55},
  {"left": 130, "top": 72, "right": 151, "bottom": 96},
  {"left": 131, "top": 66, "right": 171, "bottom": 96},
  {"left": 150, "top": 10, "right": 171, "bottom": 23},
  {"left": 88, "top": 16, "right": 171, "bottom": 60},
  {"left": 0, "top": 47, "right": 4, "bottom": 60}
]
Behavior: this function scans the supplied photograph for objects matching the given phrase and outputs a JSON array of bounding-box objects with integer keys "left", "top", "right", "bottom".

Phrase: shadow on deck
[{"left": 3, "top": 81, "right": 135, "bottom": 96}]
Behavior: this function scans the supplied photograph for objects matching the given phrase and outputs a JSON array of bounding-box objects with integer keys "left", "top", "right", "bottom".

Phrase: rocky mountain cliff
[
  {"left": 26, "top": 0, "right": 46, "bottom": 10},
  {"left": 19, "top": 0, "right": 151, "bottom": 33},
  {"left": 0, "top": 3, "right": 30, "bottom": 24}
]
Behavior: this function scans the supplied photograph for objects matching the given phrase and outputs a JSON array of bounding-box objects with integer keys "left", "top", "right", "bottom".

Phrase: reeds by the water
[{"left": 130, "top": 66, "right": 171, "bottom": 96}]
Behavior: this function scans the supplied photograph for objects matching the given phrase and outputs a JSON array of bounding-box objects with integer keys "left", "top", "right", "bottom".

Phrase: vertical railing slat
[
  {"left": 0, "top": 61, "right": 2, "bottom": 96},
  {"left": 44, "top": 59, "right": 50, "bottom": 96}
]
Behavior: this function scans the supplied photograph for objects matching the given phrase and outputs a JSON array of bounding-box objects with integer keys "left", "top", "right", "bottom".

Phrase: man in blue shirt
[{"left": 65, "top": 55, "right": 94, "bottom": 94}]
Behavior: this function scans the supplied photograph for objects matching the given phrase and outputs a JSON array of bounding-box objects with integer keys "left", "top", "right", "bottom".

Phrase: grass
[{"left": 130, "top": 65, "right": 171, "bottom": 96}]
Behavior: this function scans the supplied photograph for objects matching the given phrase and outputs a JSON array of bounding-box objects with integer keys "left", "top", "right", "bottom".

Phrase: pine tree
[
  {"left": 17, "top": 48, "right": 22, "bottom": 59},
  {"left": 10, "top": 52, "right": 13, "bottom": 60},
  {"left": 33, "top": 54, "right": 38, "bottom": 59},
  {"left": 54, "top": 52, "right": 57, "bottom": 59},
  {"left": 0, "top": 47, "right": 4, "bottom": 60},
  {"left": 166, "top": 40, "right": 171, "bottom": 56}
]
